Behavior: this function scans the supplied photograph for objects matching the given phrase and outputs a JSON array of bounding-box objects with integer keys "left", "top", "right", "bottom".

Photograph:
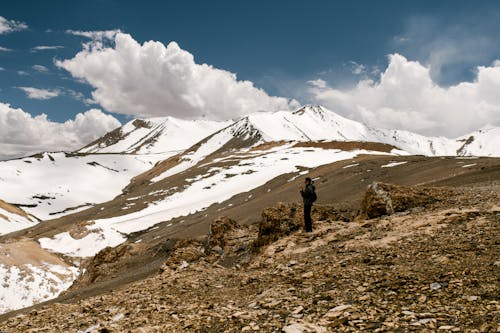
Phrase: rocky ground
[{"left": 0, "top": 182, "right": 498, "bottom": 332}]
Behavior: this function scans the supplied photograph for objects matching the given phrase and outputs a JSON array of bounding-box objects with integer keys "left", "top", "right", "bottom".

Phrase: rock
[
  {"left": 438, "top": 325, "right": 457, "bottom": 330},
  {"left": 205, "top": 217, "right": 239, "bottom": 252},
  {"left": 249, "top": 322, "right": 260, "bottom": 330},
  {"left": 253, "top": 202, "right": 347, "bottom": 248},
  {"left": 282, "top": 322, "right": 327, "bottom": 333},
  {"left": 283, "top": 323, "right": 305, "bottom": 333},
  {"left": 323, "top": 304, "right": 352, "bottom": 320},
  {"left": 430, "top": 282, "right": 441, "bottom": 290},
  {"left": 465, "top": 295, "right": 479, "bottom": 301},
  {"left": 70, "top": 242, "right": 149, "bottom": 289},
  {"left": 204, "top": 216, "right": 255, "bottom": 264},
  {"left": 328, "top": 304, "right": 351, "bottom": 313},
  {"left": 360, "top": 182, "right": 453, "bottom": 218}
]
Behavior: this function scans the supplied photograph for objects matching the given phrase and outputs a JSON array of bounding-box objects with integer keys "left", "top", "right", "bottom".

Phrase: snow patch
[
  {"left": 381, "top": 161, "right": 408, "bottom": 168},
  {"left": 0, "top": 263, "right": 78, "bottom": 314}
]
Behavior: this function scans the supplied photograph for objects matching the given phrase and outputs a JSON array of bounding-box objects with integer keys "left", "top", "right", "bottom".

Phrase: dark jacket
[{"left": 300, "top": 183, "right": 316, "bottom": 206}]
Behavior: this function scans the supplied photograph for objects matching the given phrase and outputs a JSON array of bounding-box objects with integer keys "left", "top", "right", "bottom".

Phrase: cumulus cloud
[
  {"left": 17, "top": 87, "right": 60, "bottom": 100},
  {"left": 0, "top": 103, "right": 121, "bottom": 160},
  {"left": 0, "top": 46, "right": 12, "bottom": 52},
  {"left": 31, "top": 45, "right": 64, "bottom": 52},
  {"left": 308, "top": 54, "right": 500, "bottom": 137},
  {"left": 32, "top": 64, "right": 49, "bottom": 72},
  {"left": 0, "top": 16, "right": 28, "bottom": 34},
  {"left": 56, "top": 32, "right": 298, "bottom": 120}
]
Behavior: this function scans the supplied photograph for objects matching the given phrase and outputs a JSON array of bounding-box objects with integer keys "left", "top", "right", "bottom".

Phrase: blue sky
[{"left": 1, "top": 0, "right": 500, "bottom": 159}]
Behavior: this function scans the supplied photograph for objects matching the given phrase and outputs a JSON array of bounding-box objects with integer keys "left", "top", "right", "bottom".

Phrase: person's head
[{"left": 305, "top": 177, "right": 312, "bottom": 185}]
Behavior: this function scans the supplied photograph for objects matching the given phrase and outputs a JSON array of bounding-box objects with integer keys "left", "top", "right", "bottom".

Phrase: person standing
[{"left": 300, "top": 177, "right": 317, "bottom": 232}]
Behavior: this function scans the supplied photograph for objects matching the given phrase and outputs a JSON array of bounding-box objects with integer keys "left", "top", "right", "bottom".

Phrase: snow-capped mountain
[
  {"left": 205, "top": 105, "right": 499, "bottom": 156},
  {"left": 0, "top": 117, "right": 230, "bottom": 226},
  {"left": 79, "top": 117, "right": 231, "bottom": 154},
  {"left": 454, "top": 126, "right": 500, "bottom": 157}
]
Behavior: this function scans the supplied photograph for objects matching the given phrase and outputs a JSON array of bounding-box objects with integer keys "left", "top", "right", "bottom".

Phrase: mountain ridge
[{"left": 77, "top": 105, "right": 500, "bottom": 158}]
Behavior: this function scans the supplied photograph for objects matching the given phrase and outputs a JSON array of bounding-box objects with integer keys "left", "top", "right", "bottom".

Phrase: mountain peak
[{"left": 293, "top": 104, "right": 326, "bottom": 115}]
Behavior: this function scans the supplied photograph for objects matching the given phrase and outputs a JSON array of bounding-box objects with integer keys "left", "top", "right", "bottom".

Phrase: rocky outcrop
[
  {"left": 203, "top": 217, "right": 255, "bottom": 266},
  {"left": 253, "top": 202, "right": 352, "bottom": 248},
  {"left": 68, "top": 242, "right": 149, "bottom": 290},
  {"left": 360, "top": 182, "right": 453, "bottom": 219}
]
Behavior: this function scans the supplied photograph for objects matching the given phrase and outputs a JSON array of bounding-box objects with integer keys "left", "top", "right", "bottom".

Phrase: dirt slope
[
  {"left": 0, "top": 179, "right": 498, "bottom": 332},
  {"left": 0, "top": 154, "right": 498, "bottom": 324}
]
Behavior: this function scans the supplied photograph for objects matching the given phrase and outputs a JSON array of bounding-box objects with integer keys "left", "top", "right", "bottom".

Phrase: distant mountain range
[{"left": 80, "top": 105, "right": 500, "bottom": 157}]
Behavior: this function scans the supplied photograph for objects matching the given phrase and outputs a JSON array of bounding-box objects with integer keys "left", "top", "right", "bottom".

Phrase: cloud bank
[
  {"left": 0, "top": 103, "right": 120, "bottom": 160},
  {"left": 309, "top": 54, "right": 500, "bottom": 137},
  {"left": 56, "top": 32, "right": 298, "bottom": 120}
]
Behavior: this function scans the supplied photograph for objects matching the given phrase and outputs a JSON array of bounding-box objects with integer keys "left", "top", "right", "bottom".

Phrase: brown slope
[
  {"left": 0, "top": 154, "right": 498, "bottom": 323},
  {"left": 0, "top": 181, "right": 498, "bottom": 331}
]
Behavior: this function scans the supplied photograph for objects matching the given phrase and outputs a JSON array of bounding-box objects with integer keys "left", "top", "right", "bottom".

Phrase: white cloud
[
  {"left": 67, "top": 89, "right": 96, "bottom": 105},
  {"left": 17, "top": 87, "right": 60, "bottom": 100},
  {"left": 32, "top": 65, "right": 49, "bottom": 72},
  {"left": 0, "top": 103, "right": 121, "bottom": 160},
  {"left": 66, "top": 29, "right": 122, "bottom": 50},
  {"left": 392, "top": 16, "right": 499, "bottom": 84},
  {"left": 0, "top": 46, "right": 12, "bottom": 52},
  {"left": 56, "top": 32, "right": 299, "bottom": 120},
  {"left": 66, "top": 29, "right": 121, "bottom": 41},
  {"left": 31, "top": 45, "right": 64, "bottom": 52},
  {"left": 0, "top": 16, "right": 28, "bottom": 34},
  {"left": 17, "top": 70, "right": 29, "bottom": 76},
  {"left": 308, "top": 54, "right": 500, "bottom": 137},
  {"left": 348, "top": 61, "right": 366, "bottom": 75}
]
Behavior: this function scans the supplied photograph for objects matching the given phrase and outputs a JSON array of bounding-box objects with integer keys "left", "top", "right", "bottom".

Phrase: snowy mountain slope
[
  {"left": 214, "top": 105, "right": 498, "bottom": 156},
  {"left": 0, "top": 152, "right": 166, "bottom": 221},
  {"left": 0, "top": 199, "right": 38, "bottom": 235},
  {"left": 0, "top": 239, "right": 78, "bottom": 314},
  {"left": 455, "top": 127, "right": 500, "bottom": 157},
  {"left": 148, "top": 105, "right": 499, "bottom": 183},
  {"left": 39, "top": 143, "right": 394, "bottom": 258},
  {"left": 1, "top": 105, "right": 497, "bottom": 227},
  {"left": 79, "top": 117, "right": 230, "bottom": 154}
]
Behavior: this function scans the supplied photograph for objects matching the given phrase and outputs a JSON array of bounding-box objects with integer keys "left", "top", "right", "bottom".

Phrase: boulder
[{"left": 360, "top": 182, "right": 452, "bottom": 219}]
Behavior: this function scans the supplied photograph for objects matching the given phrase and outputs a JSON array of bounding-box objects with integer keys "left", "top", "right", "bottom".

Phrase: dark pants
[{"left": 304, "top": 204, "right": 312, "bottom": 232}]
